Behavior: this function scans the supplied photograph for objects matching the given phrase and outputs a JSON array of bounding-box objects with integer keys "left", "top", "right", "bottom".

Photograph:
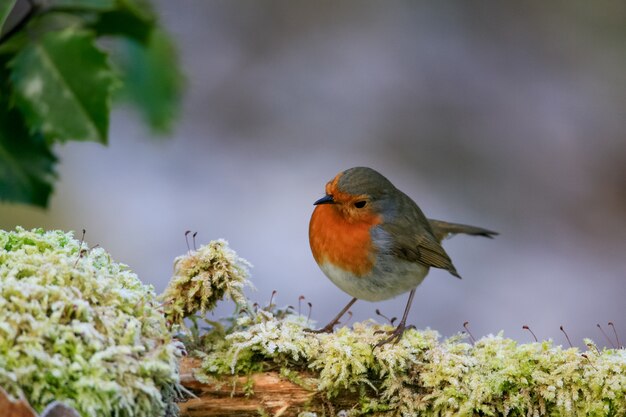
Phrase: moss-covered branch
[
  {"left": 184, "top": 307, "right": 626, "bottom": 417},
  {"left": 178, "top": 357, "right": 361, "bottom": 417}
]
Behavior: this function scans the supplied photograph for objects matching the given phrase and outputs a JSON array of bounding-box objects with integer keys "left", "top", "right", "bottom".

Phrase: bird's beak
[{"left": 313, "top": 195, "right": 334, "bottom": 205}]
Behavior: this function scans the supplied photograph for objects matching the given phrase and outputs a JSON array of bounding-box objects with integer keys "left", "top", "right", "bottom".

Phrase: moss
[
  {"left": 0, "top": 227, "right": 183, "bottom": 417},
  {"left": 194, "top": 305, "right": 626, "bottom": 416},
  {"left": 160, "top": 239, "right": 252, "bottom": 326}
]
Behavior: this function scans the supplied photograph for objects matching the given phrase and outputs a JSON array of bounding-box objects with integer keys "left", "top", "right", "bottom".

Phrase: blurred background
[{"left": 1, "top": 1, "right": 625, "bottom": 347}]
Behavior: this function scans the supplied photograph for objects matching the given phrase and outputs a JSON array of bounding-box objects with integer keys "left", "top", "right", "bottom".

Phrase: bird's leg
[
  {"left": 375, "top": 288, "right": 417, "bottom": 347},
  {"left": 306, "top": 297, "right": 357, "bottom": 333}
]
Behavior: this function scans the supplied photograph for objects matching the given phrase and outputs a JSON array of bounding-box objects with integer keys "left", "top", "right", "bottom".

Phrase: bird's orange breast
[{"left": 309, "top": 205, "right": 382, "bottom": 277}]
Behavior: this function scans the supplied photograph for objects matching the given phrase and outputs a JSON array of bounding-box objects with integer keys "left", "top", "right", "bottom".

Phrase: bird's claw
[
  {"left": 304, "top": 324, "right": 335, "bottom": 334},
  {"left": 172, "top": 339, "right": 188, "bottom": 357},
  {"left": 374, "top": 323, "right": 415, "bottom": 347}
]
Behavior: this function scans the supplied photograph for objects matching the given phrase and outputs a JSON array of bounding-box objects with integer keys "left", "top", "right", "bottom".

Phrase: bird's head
[{"left": 313, "top": 167, "right": 396, "bottom": 222}]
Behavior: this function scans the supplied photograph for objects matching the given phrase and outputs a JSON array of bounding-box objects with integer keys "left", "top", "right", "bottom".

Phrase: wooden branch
[
  {"left": 178, "top": 357, "right": 358, "bottom": 417},
  {"left": 0, "top": 387, "right": 80, "bottom": 417}
]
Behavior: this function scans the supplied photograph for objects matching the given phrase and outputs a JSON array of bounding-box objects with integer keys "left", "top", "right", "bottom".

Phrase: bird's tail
[{"left": 428, "top": 219, "right": 498, "bottom": 243}]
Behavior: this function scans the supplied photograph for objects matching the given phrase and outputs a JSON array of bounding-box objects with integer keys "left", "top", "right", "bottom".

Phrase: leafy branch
[{"left": 0, "top": 0, "right": 183, "bottom": 207}]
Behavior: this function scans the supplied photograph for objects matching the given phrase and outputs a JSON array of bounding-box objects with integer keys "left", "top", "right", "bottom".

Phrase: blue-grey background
[{"left": 2, "top": 1, "right": 625, "bottom": 347}]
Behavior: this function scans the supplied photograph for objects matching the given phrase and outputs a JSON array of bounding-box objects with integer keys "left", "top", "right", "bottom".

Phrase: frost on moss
[
  {"left": 196, "top": 305, "right": 626, "bottom": 416},
  {"left": 160, "top": 239, "right": 252, "bottom": 326},
  {"left": 0, "top": 227, "right": 184, "bottom": 417}
]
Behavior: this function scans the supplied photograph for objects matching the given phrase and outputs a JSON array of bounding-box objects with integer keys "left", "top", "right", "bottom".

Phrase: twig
[
  {"left": 597, "top": 324, "right": 616, "bottom": 349},
  {"left": 608, "top": 322, "right": 621, "bottom": 348},
  {"left": 0, "top": 0, "right": 39, "bottom": 44},
  {"left": 463, "top": 321, "right": 475, "bottom": 344},
  {"left": 560, "top": 325, "right": 573, "bottom": 348},
  {"left": 522, "top": 325, "right": 538, "bottom": 342}
]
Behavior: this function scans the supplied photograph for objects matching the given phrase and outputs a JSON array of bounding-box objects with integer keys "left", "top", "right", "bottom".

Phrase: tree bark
[{"left": 178, "top": 357, "right": 358, "bottom": 417}]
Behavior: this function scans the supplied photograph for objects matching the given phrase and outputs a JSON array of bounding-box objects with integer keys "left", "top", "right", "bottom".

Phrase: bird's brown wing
[
  {"left": 385, "top": 224, "right": 460, "bottom": 278},
  {"left": 381, "top": 193, "right": 460, "bottom": 278}
]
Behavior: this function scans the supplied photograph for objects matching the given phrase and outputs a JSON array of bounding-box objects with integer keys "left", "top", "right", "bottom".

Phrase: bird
[{"left": 308, "top": 167, "right": 497, "bottom": 345}]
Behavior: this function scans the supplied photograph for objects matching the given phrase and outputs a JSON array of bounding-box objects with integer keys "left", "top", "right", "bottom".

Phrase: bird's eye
[{"left": 354, "top": 200, "right": 367, "bottom": 209}]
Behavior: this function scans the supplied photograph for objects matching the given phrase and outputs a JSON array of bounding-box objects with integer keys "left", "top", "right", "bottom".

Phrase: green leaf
[
  {"left": 9, "top": 28, "right": 117, "bottom": 144},
  {"left": 117, "top": 0, "right": 156, "bottom": 23},
  {"left": 0, "top": 12, "right": 84, "bottom": 56},
  {"left": 0, "top": 100, "right": 57, "bottom": 207},
  {"left": 48, "top": 0, "right": 117, "bottom": 11},
  {"left": 0, "top": 28, "right": 27, "bottom": 56},
  {"left": 90, "top": 10, "right": 153, "bottom": 43},
  {"left": 117, "top": 28, "right": 183, "bottom": 133},
  {"left": 90, "top": 0, "right": 156, "bottom": 44},
  {"left": 0, "top": 0, "right": 17, "bottom": 35}
]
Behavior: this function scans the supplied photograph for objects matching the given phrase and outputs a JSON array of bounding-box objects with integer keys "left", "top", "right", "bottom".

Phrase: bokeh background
[{"left": 2, "top": 1, "right": 625, "bottom": 347}]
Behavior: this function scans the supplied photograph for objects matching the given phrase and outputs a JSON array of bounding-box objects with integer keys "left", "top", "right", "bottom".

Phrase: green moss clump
[
  {"left": 197, "top": 306, "right": 626, "bottom": 416},
  {"left": 160, "top": 239, "right": 252, "bottom": 326},
  {"left": 0, "top": 227, "right": 184, "bottom": 417}
]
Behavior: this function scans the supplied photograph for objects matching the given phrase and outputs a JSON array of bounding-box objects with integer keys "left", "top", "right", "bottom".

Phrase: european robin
[{"left": 308, "top": 167, "right": 497, "bottom": 345}]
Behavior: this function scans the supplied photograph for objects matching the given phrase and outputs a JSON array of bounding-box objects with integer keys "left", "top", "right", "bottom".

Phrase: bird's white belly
[{"left": 319, "top": 260, "right": 429, "bottom": 302}]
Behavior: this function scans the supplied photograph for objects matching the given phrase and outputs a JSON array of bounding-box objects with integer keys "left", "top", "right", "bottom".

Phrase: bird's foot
[
  {"left": 374, "top": 322, "right": 415, "bottom": 347},
  {"left": 304, "top": 322, "right": 336, "bottom": 334}
]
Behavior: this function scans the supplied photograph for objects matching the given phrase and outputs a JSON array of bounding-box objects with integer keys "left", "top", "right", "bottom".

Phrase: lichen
[
  {"left": 160, "top": 239, "right": 252, "bottom": 326},
  {"left": 0, "top": 227, "right": 184, "bottom": 417},
  {"left": 196, "top": 304, "right": 626, "bottom": 416}
]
